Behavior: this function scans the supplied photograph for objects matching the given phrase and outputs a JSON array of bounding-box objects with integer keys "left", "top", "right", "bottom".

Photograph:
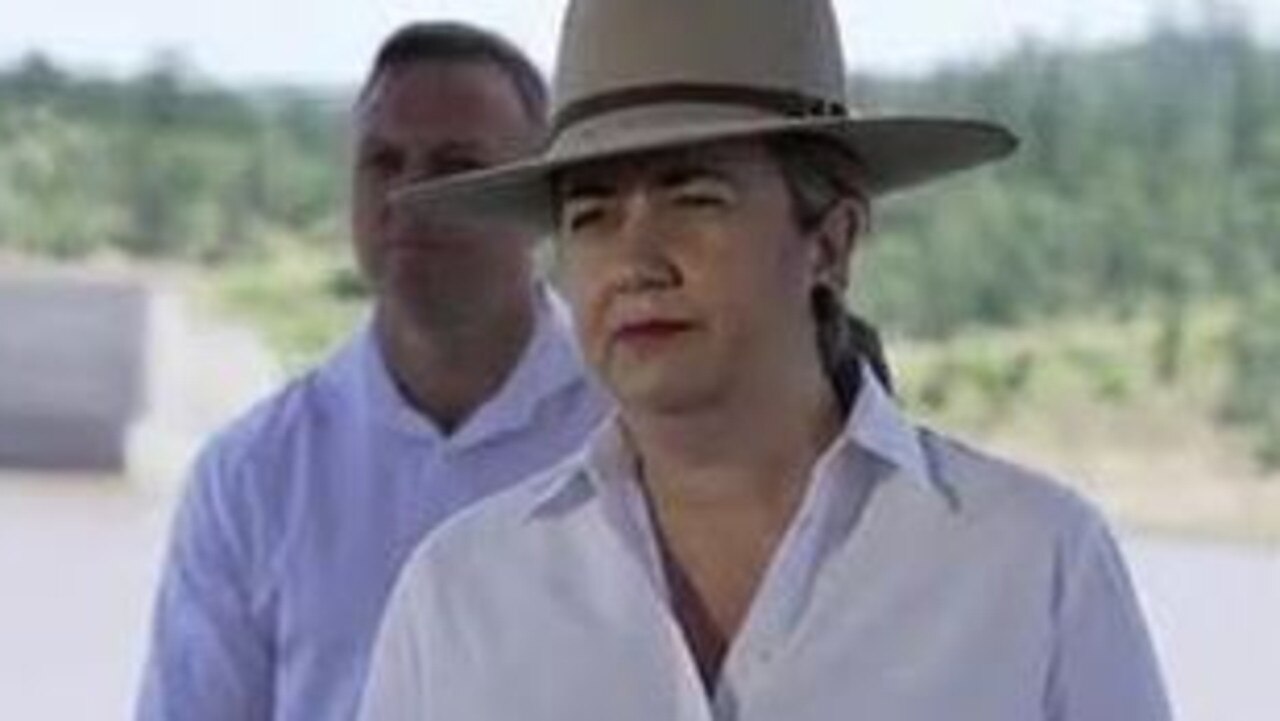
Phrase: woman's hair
[{"left": 765, "top": 133, "right": 894, "bottom": 409}]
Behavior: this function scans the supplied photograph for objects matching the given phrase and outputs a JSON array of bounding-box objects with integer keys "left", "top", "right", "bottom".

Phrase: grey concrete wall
[{"left": 0, "top": 274, "right": 148, "bottom": 471}]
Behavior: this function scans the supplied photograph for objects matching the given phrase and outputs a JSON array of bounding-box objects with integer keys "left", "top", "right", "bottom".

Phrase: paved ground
[
  {"left": 0, "top": 473, "right": 171, "bottom": 720},
  {"left": 1, "top": 275, "right": 280, "bottom": 719},
  {"left": 1128, "top": 535, "right": 1280, "bottom": 721}
]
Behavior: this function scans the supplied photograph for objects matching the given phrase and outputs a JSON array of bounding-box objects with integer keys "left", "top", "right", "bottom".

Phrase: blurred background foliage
[{"left": 1, "top": 18, "right": 1278, "bottom": 471}]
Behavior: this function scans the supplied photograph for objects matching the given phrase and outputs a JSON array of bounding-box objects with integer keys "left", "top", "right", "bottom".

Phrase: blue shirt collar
[{"left": 322, "top": 283, "right": 592, "bottom": 450}]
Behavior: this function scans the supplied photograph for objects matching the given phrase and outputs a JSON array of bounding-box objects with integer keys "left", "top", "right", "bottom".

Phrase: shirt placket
[
  {"left": 597, "top": 435, "right": 862, "bottom": 721},
  {"left": 593, "top": 472, "right": 720, "bottom": 721},
  {"left": 711, "top": 445, "right": 866, "bottom": 720},
  {"left": 711, "top": 496, "right": 827, "bottom": 719}
]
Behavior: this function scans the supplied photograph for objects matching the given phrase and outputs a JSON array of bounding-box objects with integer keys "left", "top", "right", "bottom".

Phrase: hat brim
[{"left": 392, "top": 115, "right": 1017, "bottom": 233}]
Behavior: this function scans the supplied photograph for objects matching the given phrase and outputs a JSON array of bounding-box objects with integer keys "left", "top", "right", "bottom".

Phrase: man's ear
[{"left": 809, "top": 198, "right": 864, "bottom": 291}]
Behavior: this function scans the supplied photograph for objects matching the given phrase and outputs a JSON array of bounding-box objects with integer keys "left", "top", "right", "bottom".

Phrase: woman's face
[{"left": 554, "top": 139, "right": 837, "bottom": 416}]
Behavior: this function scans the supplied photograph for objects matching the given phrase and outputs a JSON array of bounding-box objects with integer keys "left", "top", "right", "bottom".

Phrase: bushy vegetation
[
  {"left": 0, "top": 52, "right": 346, "bottom": 262},
  {"left": 2, "top": 20, "right": 1278, "bottom": 467},
  {"left": 854, "top": 23, "right": 1280, "bottom": 339},
  {"left": 1220, "top": 291, "right": 1280, "bottom": 469}
]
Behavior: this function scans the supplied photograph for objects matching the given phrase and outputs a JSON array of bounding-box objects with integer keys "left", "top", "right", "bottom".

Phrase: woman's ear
[{"left": 809, "top": 198, "right": 863, "bottom": 291}]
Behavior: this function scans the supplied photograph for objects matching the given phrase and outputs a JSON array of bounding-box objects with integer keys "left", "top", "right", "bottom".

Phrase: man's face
[
  {"left": 555, "top": 140, "right": 826, "bottom": 415},
  {"left": 351, "top": 59, "right": 539, "bottom": 324}
]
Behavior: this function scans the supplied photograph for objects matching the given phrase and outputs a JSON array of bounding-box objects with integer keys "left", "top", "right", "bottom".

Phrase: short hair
[{"left": 357, "top": 21, "right": 548, "bottom": 126}]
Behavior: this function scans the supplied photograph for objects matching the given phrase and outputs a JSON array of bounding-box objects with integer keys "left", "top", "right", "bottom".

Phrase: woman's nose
[{"left": 609, "top": 191, "right": 680, "bottom": 292}]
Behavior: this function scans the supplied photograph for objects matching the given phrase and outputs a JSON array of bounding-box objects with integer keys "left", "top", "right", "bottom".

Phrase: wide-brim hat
[{"left": 394, "top": 0, "right": 1018, "bottom": 231}]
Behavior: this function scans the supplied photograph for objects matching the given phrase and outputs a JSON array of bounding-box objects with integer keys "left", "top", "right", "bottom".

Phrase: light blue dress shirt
[
  {"left": 360, "top": 367, "right": 1171, "bottom": 721},
  {"left": 136, "top": 287, "right": 608, "bottom": 721}
]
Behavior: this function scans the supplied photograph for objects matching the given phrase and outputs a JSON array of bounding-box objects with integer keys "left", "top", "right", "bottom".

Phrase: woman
[{"left": 358, "top": 1, "right": 1172, "bottom": 719}]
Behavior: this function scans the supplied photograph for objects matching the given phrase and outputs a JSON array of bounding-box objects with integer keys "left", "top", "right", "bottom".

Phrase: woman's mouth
[{"left": 613, "top": 319, "right": 695, "bottom": 345}]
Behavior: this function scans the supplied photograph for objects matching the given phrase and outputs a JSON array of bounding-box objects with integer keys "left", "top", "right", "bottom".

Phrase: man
[
  {"left": 358, "top": 1, "right": 1171, "bottom": 719},
  {"left": 137, "top": 22, "right": 606, "bottom": 721}
]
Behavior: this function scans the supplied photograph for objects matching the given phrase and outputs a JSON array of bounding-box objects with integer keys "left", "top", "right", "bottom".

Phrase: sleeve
[
  {"left": 356, "top": 556, "right": 430, "bottom": 721},
  {"left": 134, "top": 444, "right": 275, "bottom": 721},
  {"left": 1044, "top": 513, "right": 1173, "bottom": 721}
]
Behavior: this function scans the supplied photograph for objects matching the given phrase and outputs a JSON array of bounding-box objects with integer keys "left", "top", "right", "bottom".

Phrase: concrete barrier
[{"left": 0, "top": 272, "right": 147, "bottom": 472}]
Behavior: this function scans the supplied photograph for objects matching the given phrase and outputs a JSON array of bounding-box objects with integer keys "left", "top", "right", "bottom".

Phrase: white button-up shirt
[
  {"left": 138, "top": 286, "right": 608, "bottom": 721},
  {"left": 359, "top": 368, "right": 1171, "bottom": 721}
]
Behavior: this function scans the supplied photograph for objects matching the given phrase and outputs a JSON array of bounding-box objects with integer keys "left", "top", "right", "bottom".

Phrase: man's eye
[
  {"left": 433, "top": 156, "right": 486, "bottom": 177},
  {"left": 362, "top": 148, "right": 403, "bottom": 176}
]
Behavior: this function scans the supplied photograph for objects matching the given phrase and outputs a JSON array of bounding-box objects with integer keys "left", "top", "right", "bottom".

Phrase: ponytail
[{"left": 812, "top": 284, "right": 893, "bottom": 414}]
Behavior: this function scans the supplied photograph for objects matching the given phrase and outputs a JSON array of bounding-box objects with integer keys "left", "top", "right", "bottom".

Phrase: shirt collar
[
  {"left": 843, "top": 363, "right": 933, "bottom": 492},
  {"left": 525, "top": 363, "right": 941, "bottom": 519},
  {"left": 323, "top": 282, "right": 592, "bottom": 449},
  {"left": 446, "top": 286, "right": 593, "bottom": 449}
]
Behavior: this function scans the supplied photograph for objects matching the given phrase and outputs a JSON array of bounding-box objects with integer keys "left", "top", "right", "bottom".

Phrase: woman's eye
[
  {"left": 675, "top": 191, "right": 725, "bottom": 206},
  {"left": 562, "top": 201, "right": 607, "bottom": 232},
  {"left": 671, "top": 180, "right": 731, "bottom": 208}
]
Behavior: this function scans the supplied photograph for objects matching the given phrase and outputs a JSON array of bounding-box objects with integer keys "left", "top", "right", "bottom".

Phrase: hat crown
[
  {"left": 391, "top": 0, "right": 1017, "bottom": 226},
  {"left": 553, "top": 0, "right": 847, "bottom": 116}
]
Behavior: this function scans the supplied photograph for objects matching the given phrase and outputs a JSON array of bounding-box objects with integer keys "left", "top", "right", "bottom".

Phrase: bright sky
[{"left": 0, "top": 0, "right": 1275, "bottom": 87}]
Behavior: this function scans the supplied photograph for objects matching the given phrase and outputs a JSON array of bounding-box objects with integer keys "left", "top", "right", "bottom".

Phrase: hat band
[{"left": 551, "top": 82, "right": 848, "bottom": 139}]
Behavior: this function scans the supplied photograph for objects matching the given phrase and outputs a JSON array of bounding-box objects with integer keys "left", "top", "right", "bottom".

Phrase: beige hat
[{"left": 394, "top": 0, "right": 1018, "bottom": 229}]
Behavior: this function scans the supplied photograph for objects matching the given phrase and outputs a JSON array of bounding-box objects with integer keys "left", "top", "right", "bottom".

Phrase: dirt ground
[{"left": 957, "top": 397, "right": 1280, "bottom": 546}]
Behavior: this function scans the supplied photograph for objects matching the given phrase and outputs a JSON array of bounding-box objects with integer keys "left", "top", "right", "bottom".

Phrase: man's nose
[
  {"left": 382, "top": 156, "right": 441, "bottom": 226},
  {"left": 390, "top": 153, "right": 440, "bottom": 193}
]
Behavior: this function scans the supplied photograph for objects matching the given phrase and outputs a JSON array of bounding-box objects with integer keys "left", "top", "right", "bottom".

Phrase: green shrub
[{"left": 1221, "top": 291, "right": 1280, "bottom": 471}]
